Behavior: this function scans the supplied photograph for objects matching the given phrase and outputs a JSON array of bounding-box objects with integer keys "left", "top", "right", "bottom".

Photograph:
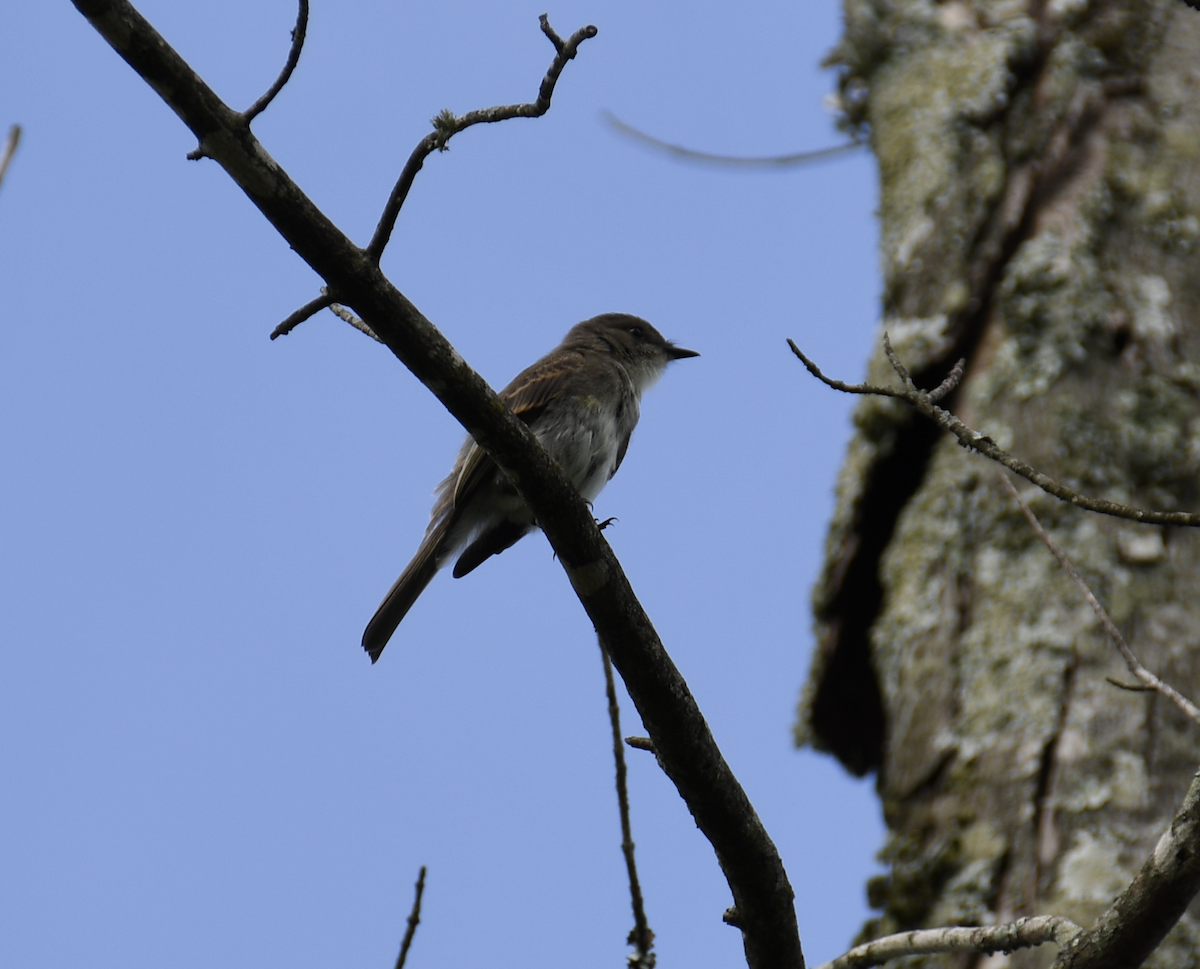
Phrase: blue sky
[{"left": 2, "top": 2, "right": 884, "bottom": 966}]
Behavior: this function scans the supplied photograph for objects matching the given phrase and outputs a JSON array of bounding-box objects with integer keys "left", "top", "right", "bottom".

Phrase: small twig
[
  {"left": 0, "top": 124, "right": 22, "bottom": 193},
  {"left": 393, "top": 865, "right": 427, "bottom": 969},
  {"left": 604, "top": 111, "right": 864, "bottom": 169},
  {"left": 788, "top": 337, "right": 1200, "bottom": 527},
  {"left": 626, "top": 736, "right": 655, "bottom": 752},
  {"left": 999, "top": 473, "right": 1200, "bottom": 727},
  {"left": 816, "top": 915, "right": 1081, "bottom": 969},
  {"left": 601, "top": 646, "right": 654, "bottom": 967},
  {"left": 366, "top": 17, "right": 597, "bottom": 261},
  {"left": 269, "top": 289, "right": 336, "bottom": 340},
  {"left": 1106, "top": 676, "right": 1156, "bottom": 693},
  {"left": 926, "top": 356, "right": 965, "bottom": 404},
  {"left": 329, "top": 302, "right": 382, "bottom": 342},
  {"left": 243, "top": 0, "right": 309, "bottom": 123}
]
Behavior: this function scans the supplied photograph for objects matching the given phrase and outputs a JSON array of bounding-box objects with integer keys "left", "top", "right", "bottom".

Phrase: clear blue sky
[{"left": 2, "top": 2, "right": 884, "bottom": 966}]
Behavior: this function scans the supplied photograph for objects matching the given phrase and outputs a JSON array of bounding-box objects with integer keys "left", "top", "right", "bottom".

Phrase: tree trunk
[{"left": 797, "top": 0, "right": 1200, "bottom": 965}]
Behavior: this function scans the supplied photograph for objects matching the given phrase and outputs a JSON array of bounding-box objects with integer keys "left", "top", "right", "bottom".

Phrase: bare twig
[
  {"left": 329, "top": 302, "right": 382, "bottom": 342},
  {"left": 626, "top": 736, "right": 655, "bottom": 752},
  {"left": 998, "top": 473, "right": 1200, "bottom": 727},
  {"left": 816, "top": 916, "right": 1081, "bottom": 969},
  {"left": 242, "top": 0, "right": 309, "bottom": 123},
  {"left": 269, "top": 288, "right": 335, "bottom": 340},
  {"left": 926, "top": 357, "right": 965, "bottom": 404},
  {"left": 788, "top": 336, "right": 1200, "bottom": 528},
  {"left": 601, "top": 646, "right": 654, "bottom": 967},
  {"left": 1105, "top": 676, "right": 1156, "bottom": 693},
  {"left": 604, "top": 112, "right": 864, "bottom": 169},
  {"left": 366, "top": 16, "right": 598, "bottom": 261},
  {"left": 72, "top": 5, "right": 804, "bottom": 966},
  {"left": 393, "top": 866, "right": 426, "bottom": 969},
  {"left": 0, "top": 124, "right": 22, "bottom": 193}
]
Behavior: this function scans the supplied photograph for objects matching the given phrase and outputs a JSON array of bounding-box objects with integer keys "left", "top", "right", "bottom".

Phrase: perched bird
[{"left": 362, "top": 312, "right": 698, "bottom": 662}]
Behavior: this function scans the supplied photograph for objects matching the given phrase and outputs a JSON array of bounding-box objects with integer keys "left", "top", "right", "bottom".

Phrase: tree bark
[{"left": 798, "top": 0, "right": 1200, "bottom": 965}]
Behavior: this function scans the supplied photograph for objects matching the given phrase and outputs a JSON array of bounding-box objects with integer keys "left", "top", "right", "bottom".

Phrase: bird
[{"left": 362, "top": 312, "right": 698, "bottom": 662}]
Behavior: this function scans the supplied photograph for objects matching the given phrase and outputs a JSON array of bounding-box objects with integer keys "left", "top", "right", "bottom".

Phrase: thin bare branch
[
  {"left": 816, "top": 916, "right": 1081, "bottom": 969},
  {"left": 998, "top": 473, "right": 1200, "bottom": 727},
  {"left": 1054, "top": 772, "right": 1200, "bottom": 968},
  {"left": 604, "top": 112, "right": 864, "bottom": 169},
  {"left": 393, "top": 866, "right": 426, "bottom": 969},
  {"left": 270, "top": 289, "right": 335, "bottom": 340},
  {"left": 242, "top": 0, "right": 309, "bottom": 123},
  {"left": 1105, "top": 676, "right": 1156, "bottom": 693},
  {"left": 72, "top": 5, "right": 803, "bottom": 965},
  {"left": 601, "top": 646, "right": 654, "bottom": 967},
  {"left": 366, "top": 17, "right": 598, "bottom": 261},
  {"left": 329, "top": 302, "right": 382, "bottom": 342},
  {"left": 0, "top": 124, "right": 22, "bottom": 193},
  {"left": 626, "top": 736, "right": 655, "bottom": 752},
  {"left": 926, "top": 357, "right": 965, "bottom": 404},
  {"left": 789, "top": 337, "right": 1200, "bottom": 527}
]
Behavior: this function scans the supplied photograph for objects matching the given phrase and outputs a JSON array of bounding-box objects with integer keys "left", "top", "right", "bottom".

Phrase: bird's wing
[
  {"left": 611, "top": 426, "right": 634, "bottom": 479},
  {"left": 451, "top": 351, "right": 584, "bottom": 507}
]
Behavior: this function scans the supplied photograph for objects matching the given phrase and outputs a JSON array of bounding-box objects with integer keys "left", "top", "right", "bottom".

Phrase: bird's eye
[{"left": 628, "top": 326, "right": 644, "bottom": 339}]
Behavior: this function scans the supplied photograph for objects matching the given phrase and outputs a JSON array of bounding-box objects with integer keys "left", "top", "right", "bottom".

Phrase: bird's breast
[{"left": 535, "top": 393, "right": 637, "bottom": 503}]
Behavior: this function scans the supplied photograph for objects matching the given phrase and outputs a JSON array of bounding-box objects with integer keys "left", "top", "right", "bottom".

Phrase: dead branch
[
  {"left": 1053, "top": 772, "right": 1200, "bottom": 968},
  {"left": 71, "top": 4, "right": 803, "bottom": 966},
  {"left": 816, "top": 915, "right": 1081, "bottom": 969},
  {"left": 789, "top": 336, "right": 1200, "bottom": 528},
  {"left": 393, "top": 866, "right": 426, "bottom": 969},
  {"left": 601, "top": 645, "right": 654, "bottom": 967},
  {"left": 365, "top": 16, "right": 598, "bottom": 261},
  {"left": 270, "top": 289, "right": 335, "bottom": 339},
  {"left": 242, "top": 0, "right": 308, "bottom": 124},
  {"left": 999, "top": 472, "right": 1200, "bottom": 727}
]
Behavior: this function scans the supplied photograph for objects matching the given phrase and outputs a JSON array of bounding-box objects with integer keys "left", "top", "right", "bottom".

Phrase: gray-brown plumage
[{"left": 362, "top": 313, "right": 698, "bottom": 662}]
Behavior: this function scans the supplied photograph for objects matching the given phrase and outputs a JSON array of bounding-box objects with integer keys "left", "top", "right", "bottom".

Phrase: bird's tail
[{"left": 362, "top": 522, "right": 448, "bottom": 663}]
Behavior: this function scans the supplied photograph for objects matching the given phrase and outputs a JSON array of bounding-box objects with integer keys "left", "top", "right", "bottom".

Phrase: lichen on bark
[{"left": 800, "top": 0, "right": 1200, "bottom": 964}]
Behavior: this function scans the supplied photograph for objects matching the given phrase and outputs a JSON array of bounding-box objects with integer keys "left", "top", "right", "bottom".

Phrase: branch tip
[
  {"left": 794, "top": 336, "right": 1200, "bottom": 528},
  {"left": 366, "top": 17, "right": 597, "bottom": 261},
  {"left": 243, "top": 0, "right": 309, "bottom": 123}
]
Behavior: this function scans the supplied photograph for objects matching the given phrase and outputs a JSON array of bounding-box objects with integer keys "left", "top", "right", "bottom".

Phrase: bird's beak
[{"left": 668, "top": 344, "right": 700, "bottom": 360}]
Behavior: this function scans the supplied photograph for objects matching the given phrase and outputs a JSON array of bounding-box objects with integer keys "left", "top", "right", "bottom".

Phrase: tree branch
[
  {"left": 393, "top": 865, "right": 426, "bottom": 969},
  {"left": 365, "top": 16, "right": 598, "bottom": 262},
  {"left": 816, "top": 916, "right": 1081, "bottom": 969},
  {"left": 0, "top": 123, "right": 22, "bottom": 193},
  {"left": 1053, "top": 772, "right": 1200, "bottom": 969},
  {"left": 270, "top": 288, "right": 335, "bottom": 340},
  {"left": 999, "top": 472, "right": 1200, "bottom": 727},
  {"left": 71, "top": 4, "right": 803, "bottom": 966},
  {"left": 601, "top": 645, "right": 654, "bottom": 967},
  {"left": 604, "top": 111, "right": 864, "bottom": 169},
  {"left": 242, "top": 0, "right": 308, "bottom": 124},
  {"left": 788, "top": 336, "right": 1200, "bottom": 528}
]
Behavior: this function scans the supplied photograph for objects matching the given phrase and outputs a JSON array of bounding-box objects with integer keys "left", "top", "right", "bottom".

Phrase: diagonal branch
[
  {"left": 393, "top": 866, "right": 426, "bottom": 969},
  {"left": 1053, "top": 772, "right": 1200, "bottom": 969},
  {"left": 242, "top": 0, "right": 309, "bottom": 124},
  {"left": 0, "top": 123, "right": 22, "bottom": 193},
  {"left": 789, "top": 336, "right": 1200, "bottom": 528},
  {"left": 270, "top": 288, "right": 335, "bottom": 340},
  {"left": 71, "top": 4, "right": 802, "bottom": 966},
  {"left": 365, "top": 16, "right": 597, "bottom": 261},
  {"left": 998, "top": 473, "right": 1200, "bottom": 727}
]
